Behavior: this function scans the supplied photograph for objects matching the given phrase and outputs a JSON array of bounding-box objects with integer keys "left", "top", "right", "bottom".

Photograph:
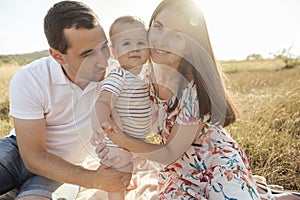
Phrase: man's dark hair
[{"left": 44, "top": 1, "right": 99, "bottom": 54}]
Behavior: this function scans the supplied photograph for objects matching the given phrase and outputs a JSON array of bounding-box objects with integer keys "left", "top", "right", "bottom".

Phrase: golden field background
[{"left": 0, "top": 56, "right": 299, "bottom": 191}]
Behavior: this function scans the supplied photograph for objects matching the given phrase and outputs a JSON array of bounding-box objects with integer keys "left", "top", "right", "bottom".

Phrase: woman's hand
[{"left": 101, "top": 122, "right": 129, "bottom": 148}]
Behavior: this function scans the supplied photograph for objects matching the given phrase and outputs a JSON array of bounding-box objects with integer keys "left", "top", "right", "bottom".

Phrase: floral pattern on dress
[{"left": 150, "top": 81, "right": 260, "bottom": 200}]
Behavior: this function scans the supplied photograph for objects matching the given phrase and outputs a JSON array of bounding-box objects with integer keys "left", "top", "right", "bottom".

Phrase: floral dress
[{"left": 150, "top": 81, "right": 260, "bottom": 200}]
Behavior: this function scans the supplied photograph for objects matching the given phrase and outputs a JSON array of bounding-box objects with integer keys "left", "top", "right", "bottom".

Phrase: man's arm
[{"left": 14, "top": 117, "right": 131, "bottom": 192}]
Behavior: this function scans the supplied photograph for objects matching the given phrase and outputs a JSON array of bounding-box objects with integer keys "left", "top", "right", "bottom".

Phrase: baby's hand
[
  {"left": 91, "top": 124, "right": 113, "bottom": 162},
  {"left": 90, "top": 125, "right": 106, "bottom": 147}
]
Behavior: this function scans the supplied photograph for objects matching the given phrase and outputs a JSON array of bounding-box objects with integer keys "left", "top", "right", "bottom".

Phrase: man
[{"left": 0, "top": 1, "right": 131, "bottom": 199}]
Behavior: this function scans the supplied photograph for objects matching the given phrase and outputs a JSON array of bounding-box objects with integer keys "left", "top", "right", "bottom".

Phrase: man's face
[{"left": 62, "top": 25, "right": 110, "bottom": 86}]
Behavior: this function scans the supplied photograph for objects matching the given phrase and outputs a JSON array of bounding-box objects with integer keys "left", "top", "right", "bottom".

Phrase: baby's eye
[
  {"left": 122, "top": 41, "right": 130, "bottom": 46},
  {"left": 137, "top": 41, "right": 146, "bottom": 46}
]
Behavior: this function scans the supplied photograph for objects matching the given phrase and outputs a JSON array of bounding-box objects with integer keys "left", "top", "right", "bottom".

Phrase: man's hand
[{"left": 93, "top": 162, "right": 132, "bottom": 192}]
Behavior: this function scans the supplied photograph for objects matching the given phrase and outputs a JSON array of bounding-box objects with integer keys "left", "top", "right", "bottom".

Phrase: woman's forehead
[{"left": 153, "top": 7, "right": 190, "bottom": 33}]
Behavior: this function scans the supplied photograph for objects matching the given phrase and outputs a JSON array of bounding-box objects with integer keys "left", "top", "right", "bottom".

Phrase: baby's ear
[{"left": 109, "top": 45, "right": 117, "bottom": 59}]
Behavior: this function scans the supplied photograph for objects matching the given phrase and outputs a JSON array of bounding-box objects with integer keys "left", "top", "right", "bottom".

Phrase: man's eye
[
  {"left": 101, "top": 44, "right": 108, "bottom": 51},
  {"left": 83, "top": 51, "right": 93, "bottom": 58}
]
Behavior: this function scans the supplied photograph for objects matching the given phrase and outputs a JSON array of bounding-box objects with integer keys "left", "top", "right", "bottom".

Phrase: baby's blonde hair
[{"left": 109, "top": 15, "right": 146, "bottom": 38}]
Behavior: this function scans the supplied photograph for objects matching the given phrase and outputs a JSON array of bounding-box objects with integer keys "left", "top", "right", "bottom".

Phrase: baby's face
[{"left": 111, "top": 25, "right": 149, "bottom": 71}]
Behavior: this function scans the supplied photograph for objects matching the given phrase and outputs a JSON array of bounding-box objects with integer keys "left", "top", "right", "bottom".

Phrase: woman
[{"left": 94, "top": 0, "right": 264, "bottom": 199}]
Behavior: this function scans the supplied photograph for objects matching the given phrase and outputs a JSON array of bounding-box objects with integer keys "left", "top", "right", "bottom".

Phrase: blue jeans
[{"left": 0, "top": 135, "right": 79, "bottom": 199}]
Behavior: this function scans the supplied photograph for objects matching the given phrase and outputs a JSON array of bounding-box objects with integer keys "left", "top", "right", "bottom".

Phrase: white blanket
[{"left": 76, "top": 157, "right": 159, "bottom": 200}]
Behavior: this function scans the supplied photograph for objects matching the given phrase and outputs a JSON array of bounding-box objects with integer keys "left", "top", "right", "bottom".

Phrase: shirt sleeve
[
  {"left": 175, "top": 83, "right": 201, "bottom": 125},
  {"left": 100, "top": 67, "right": 125, "bottom": 97},
  {"left": 9, "top": 68, "right": 45, "bottom": 119}
]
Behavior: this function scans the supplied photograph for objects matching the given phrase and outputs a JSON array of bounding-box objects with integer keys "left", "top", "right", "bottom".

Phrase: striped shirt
[{"left": 101, "top": 66, "right": 151, "bottom": 138}]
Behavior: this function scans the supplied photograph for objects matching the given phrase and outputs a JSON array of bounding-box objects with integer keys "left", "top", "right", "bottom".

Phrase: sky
[{"left": 0, "top": 0, "right": 299, "bottom": 60}]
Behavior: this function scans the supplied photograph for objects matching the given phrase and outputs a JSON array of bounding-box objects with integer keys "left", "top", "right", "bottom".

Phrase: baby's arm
[
  {"left": 93, "top": 90, "right": 117, "bottom": 128},
  {"left": 92, "top": 90, "right": 134, "bottom": 172},
  {"left": 91, "top": 90, "right": 114, "bottom": 147},
  {"left": 91, "top": 90, "right": 117, "bottom": 159}
]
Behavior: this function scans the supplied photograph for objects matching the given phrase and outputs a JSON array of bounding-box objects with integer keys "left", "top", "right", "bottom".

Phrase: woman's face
[{"left": 149, "top": 7, "right": 190, "bottom": 70}]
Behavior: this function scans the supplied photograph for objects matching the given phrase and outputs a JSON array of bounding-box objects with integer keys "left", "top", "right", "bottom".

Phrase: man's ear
[{"left": 49, "top": 48, "right": 66, "bottom": 65}]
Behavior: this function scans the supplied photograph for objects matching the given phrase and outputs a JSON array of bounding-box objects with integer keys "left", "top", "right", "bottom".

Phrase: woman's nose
[{"left": 150, "top": 29, "right": 169, "bottom": 50}]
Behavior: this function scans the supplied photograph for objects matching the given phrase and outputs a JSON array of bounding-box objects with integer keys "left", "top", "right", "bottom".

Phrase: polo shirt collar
[
  {"left": 49, "top": 56, "right": 100, "bottom": 93},
  {"left": 49, "top": 56, "right": 69, "bottom": 85}
]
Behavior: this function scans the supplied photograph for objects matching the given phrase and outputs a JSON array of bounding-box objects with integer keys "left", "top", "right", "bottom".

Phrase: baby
[{"left": 92, "top": 15, "right": 151, "bottom": 200}]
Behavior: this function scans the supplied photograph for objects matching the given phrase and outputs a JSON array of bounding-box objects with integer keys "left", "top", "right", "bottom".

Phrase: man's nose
[
  {"left": 96, "top": 53, "right": 109, "bottom": 68},
  {"left": 98, "top": 49, "right": 110, "bottom": 62}
]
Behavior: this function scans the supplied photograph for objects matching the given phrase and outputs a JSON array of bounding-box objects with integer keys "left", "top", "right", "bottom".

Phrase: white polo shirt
[{"left": 9, "top": 56, "right": 101, "bottom": 164}]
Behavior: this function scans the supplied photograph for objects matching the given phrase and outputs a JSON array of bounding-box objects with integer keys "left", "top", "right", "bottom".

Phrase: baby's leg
[
  {"left": 126, "top": 155, "right": 150, "bottom": 190},
  {"left": 102, "top": 146, "right": 133, "bottom": 200},
  {"left": 107, "top": 190, "right": 126, "bottom": 200}
]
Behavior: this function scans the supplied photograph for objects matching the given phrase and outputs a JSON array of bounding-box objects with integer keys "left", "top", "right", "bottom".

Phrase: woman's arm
[{"left": 103, "top": 122, "right": 203, "bottom": 166}]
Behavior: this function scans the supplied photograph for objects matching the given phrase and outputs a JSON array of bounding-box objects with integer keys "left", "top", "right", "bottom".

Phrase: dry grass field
[
  {"left": 223, "top": 59, "right": 300, "bottom": 191},
  {"left": 0, "top": 59, "right": 299, "bottom": 190},
  {"left": 0, "top": 64, "right": 18, "bottom": 136}
]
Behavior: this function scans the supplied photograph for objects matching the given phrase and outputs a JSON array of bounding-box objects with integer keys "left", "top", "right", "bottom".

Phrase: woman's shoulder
[{"left": 179, "top": 80, "right": 198, "bottom": 104}]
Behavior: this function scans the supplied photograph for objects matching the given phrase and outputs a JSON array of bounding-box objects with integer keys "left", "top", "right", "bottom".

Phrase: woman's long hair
[{"left": 149, "top": 0, "right": 237, "bottom": 127}]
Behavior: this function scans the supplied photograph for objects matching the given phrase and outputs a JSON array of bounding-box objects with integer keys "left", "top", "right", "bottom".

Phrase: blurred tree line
[
  {"left": 1, "top": 48, "right": 299, "bottom": 69},
  {"left": 246, "top": 46, "right": 300, "bottom": 69},
  {"left": 0, "top": 50, "right": 49, "bottom": 66}
]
